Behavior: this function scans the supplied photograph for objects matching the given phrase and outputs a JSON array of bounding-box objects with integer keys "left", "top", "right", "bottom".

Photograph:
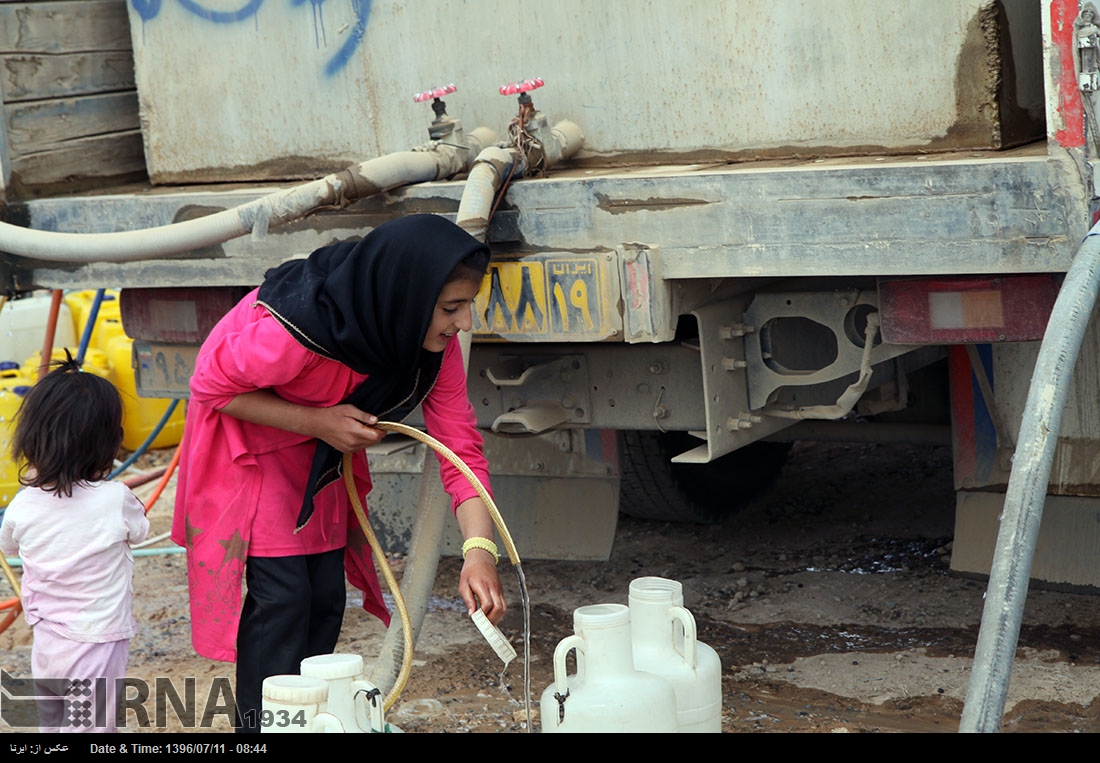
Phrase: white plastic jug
[
  {"left": 0, "top": 293, "right": 75, "bottom": 366},
  {"left": 300, "top": 654, "right": 398, "bottom": 733},
  {"left": 260, "top": 675, "right": 344, "bottom": 733},
  {"left": 539, "top": 603, "right": 678, "bottom": 733},
  {"left": 629, "top": 577, "right": 723, "bottom": 733}
]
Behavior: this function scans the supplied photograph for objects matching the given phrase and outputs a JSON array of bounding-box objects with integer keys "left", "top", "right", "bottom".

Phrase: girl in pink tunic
[{"left": 171, "top": 215, "right": 505, "bottom": 732}]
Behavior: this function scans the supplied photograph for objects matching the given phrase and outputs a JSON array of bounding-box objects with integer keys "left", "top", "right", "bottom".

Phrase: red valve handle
[
  {"left": 414, "top": 83, "right": 457, "bottom": 103},
  {"left": 499, "top": 77, "right": 544, "bottom": 96}
]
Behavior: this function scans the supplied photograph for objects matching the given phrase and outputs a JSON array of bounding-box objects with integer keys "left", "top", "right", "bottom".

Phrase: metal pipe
[
  {"left": 0, "top": 128, "right": 497, "bottom": 263},
  {"left": 36, "top": 290, "right": 63, "bottom": 381},
  {"left": 456, "top": 147, "right": 524, "bottom": 241},
  {"left": 959, "top": 221, "right": 1100, "bottom": 732}
]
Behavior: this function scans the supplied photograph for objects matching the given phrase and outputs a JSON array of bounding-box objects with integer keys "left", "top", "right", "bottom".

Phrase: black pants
[{"left": 234, "top": 548, "right": 345, "bottom": 733}]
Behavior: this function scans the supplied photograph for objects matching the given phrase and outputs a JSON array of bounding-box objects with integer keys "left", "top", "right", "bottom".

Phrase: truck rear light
[{"left": 877, "top": 275, "right": 1060, "bottom": 344}]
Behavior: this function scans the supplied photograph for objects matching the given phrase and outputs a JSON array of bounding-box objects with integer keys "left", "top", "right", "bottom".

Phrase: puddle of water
[{"left": 802, "top": 537, "right": 950, "bottom": 575}]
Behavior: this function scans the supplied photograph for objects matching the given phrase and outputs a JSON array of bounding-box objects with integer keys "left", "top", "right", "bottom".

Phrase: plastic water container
[
  {"left": 300, "top": 654, "right": 400, "bottom": 733},
  {"left": 0, "top": 294, "right": 76, "bottom": 368},
  {"left": 260, "top": 675, "right": 344, "bottom": 733},
  {"left": 629, "top": 577, "right": 723, "bottom": 733},
  {"left": 64, "top": 289, "right": 120, "bottom": 350},
  {"left": 540, "top": 603, "right": 678, "bottom": 733},
  {"left": 21, "top": 347, "right": 112, "bottom": 382},
  {"left": 105, "top": 335, "right": 186, "bottom": 451},
  {"left": 94, "top": 313, "right": 126, "bottom": 354},
  {"left": 300, "top": 654, "right": 388, "bottom": 734},
  {"left": 0, "top": 368, "right": 31, "bottom": 506}
]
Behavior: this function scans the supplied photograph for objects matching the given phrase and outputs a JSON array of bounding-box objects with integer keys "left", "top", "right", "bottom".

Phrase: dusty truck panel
[
  {"left": 125, "top": 0, "right": 1042, "bottom": 183},
  {"left": 14, "top": 148, "right": 1084, "bottom": 293},
  {"left": 368, "top": 429, "right": 621, "bottom": 561}
]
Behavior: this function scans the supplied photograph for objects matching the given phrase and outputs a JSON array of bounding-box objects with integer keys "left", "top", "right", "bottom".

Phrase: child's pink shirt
[{"left": 0, "top": 481, "right": 149, "bottom": 642}]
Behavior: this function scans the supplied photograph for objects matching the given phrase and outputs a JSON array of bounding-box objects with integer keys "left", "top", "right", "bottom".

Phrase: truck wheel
[{"left": 619, "top": 430, "right": 791, "bottom": 524}]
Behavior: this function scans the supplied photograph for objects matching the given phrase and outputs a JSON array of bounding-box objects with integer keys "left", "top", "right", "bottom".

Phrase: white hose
[
  {"left": 0, "top": 128, "right": 497, "bottom": 263},
  {"left": 456, "top": 147, "right": 521, "bottom": 241},
  {"left": 959, "top": 222, "right": 1100, "bottom": 732}
]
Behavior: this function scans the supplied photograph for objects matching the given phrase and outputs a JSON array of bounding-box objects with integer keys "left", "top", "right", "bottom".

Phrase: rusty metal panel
[
  {"left": 126, "top": 0, "right": 1042, "bottom": 183},
  {"left": 955, "top": 309, "right": 1100, "bottom": 496},
  {"left": 620, "top": 243, "right": 677, "bottom": 343}
]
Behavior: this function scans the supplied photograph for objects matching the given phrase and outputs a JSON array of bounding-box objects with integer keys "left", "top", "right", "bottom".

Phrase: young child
[{"left": 0, "top": 357, "right": 148, "bottom": 733}]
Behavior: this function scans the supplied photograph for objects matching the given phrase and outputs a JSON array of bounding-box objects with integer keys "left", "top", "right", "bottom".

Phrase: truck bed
[{"left": 6, "top": 141, "right": 1083, "bottom": 292}]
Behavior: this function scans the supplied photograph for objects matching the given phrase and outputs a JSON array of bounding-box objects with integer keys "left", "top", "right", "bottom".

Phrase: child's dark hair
[
  {"left": 12, "top": 354, "right": 123, "bottom": 497},
  {"left": 445, "top": 247, "right": 491, "bottom": 285}
]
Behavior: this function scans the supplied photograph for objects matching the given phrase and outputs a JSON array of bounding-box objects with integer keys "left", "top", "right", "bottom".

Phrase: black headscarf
[{"left": 255, "top": 214, "right": 490, "bottom": 530}]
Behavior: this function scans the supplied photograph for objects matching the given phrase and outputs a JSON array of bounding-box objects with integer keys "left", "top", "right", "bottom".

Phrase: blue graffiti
[
  {"left": 129, "top": 0, "right": 371, "bottom": 76},
  {"left": 325, "top": 0, "right": 370, "bottom": 77},
  {"left": 176, "top": 0, "right": 263, "bottom": 23},
  {"left": 291, "top": 0, "right": 328, "bottom": 48},
  {"left": 130, "top": 0, "right": 162, "bottom": 21}
]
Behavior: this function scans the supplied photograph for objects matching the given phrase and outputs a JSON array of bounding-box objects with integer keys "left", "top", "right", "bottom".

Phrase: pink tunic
[{"left": 171, "top": 291, "right": 490, "bottom": 662}]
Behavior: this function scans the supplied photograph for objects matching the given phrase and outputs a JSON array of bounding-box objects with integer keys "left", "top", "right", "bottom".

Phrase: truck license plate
[
  {"left": 133, "top": 341, "right": 198, "bottom": 399},
  {"left": 472, "top": 253, "right": 621, "bottom": 342}
]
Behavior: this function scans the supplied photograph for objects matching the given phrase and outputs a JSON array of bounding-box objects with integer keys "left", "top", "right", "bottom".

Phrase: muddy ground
[{"left": 3, "top": 440, "right": 1100, "bottom": 734}]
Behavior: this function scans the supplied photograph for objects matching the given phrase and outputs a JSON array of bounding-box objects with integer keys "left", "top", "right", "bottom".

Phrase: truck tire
[{"left": 619, "top": 430, "right": 791, "bottom": 524}]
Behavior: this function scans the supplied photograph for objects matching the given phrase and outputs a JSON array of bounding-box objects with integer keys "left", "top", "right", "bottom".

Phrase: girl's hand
[
  {"left": 460, "top": 549, "right": 507, "bottom": 625},
  {"left": 312, "top": 404, "right": 385, "bottom": 453},
  {"left": 219, "top": 391, "right": 384, "bottom": 452},
  {"left": 454, "top": 498, "right": 506, "bottom": 623}
]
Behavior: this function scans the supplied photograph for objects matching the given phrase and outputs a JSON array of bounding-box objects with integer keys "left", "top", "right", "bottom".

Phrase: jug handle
[
  {"left": 553, "top": 634, "right": 585, "bottom": 697},
  {"left": 351, "top": 680, "right": 386, "bottom": 733},
  {"left": 311, "top": 711, "right": 345, "bottom": 733},
  {"left": 669, "top": 605, "right": 697, "bottom": 669}
]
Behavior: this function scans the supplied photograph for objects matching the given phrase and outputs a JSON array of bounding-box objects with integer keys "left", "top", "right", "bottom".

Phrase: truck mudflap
[{"left": 366, "top": 428, "right": 620, "bottom": 561}]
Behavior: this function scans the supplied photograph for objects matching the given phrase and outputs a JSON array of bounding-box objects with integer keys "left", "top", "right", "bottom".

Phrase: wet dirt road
[
  {"left": 387, "top": 441, "right": 1100, "bottom": 733},
  {"left": 4, "top": 441, "right": 1100, "bottom": 734}
]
